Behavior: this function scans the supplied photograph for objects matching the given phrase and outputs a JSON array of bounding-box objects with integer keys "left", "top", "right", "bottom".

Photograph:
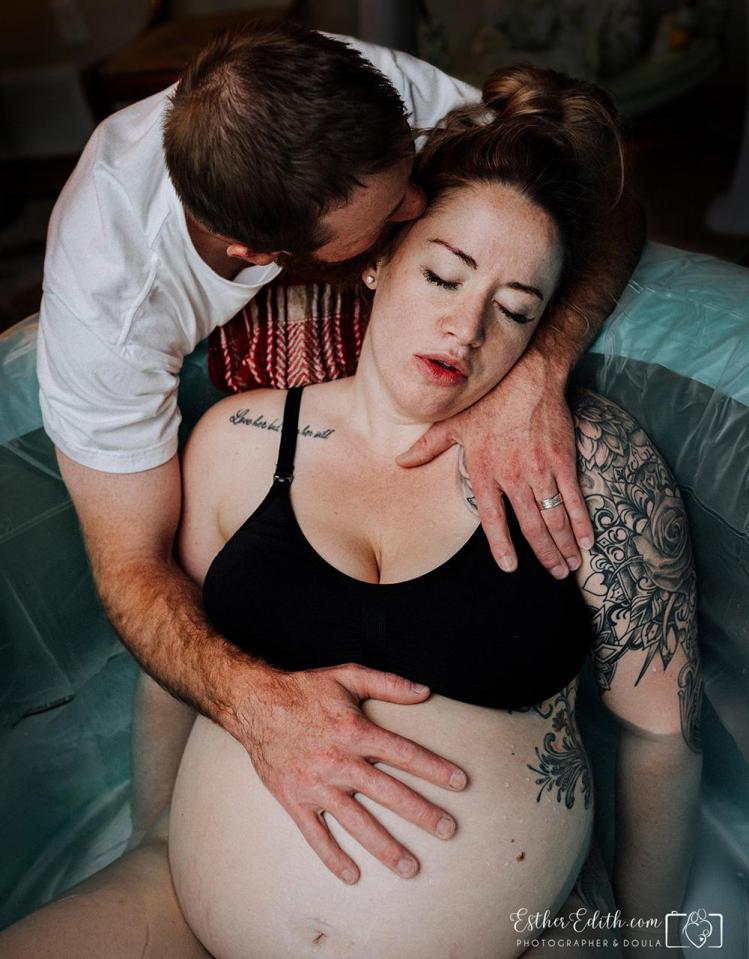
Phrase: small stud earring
[{"left": 365, "top": 274, "right": 376, "bottom": 285}]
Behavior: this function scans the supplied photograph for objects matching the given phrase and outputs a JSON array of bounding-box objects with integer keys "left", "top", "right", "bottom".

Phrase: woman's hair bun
[
  {"left": 482, "top": 63, "right": 568, "bottom": 121},
  {"left": 414, "top": 63, "right": 625, "bottom": 295},
  {"left": 481, "top": 64, "right": 566, "bottom": 119},
  {"left": 480, "top": 63, "right": 622, "bottom": 192}
]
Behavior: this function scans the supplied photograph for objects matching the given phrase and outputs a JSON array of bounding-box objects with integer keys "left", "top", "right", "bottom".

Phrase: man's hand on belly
[
  {"left": 57, "top": 451, "right": 466, "bottom": 887},
  {"left": 237, "top": 662, "right": 467, "bottom": 884}
]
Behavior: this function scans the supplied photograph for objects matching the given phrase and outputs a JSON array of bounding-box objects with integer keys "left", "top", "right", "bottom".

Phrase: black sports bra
[{"left": 203, "top": 388, "right": 593, "bottom": 709}]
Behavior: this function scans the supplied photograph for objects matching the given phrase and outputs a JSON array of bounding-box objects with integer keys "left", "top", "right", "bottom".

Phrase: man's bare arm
[
  {"left": 529, "top": 181, "right": 646, "bottom": 377},
  {"left": 398, "top": 183, "right": 647, "bottom": 576},
  {"left": 57, "top": 449, "right": 467, "bottom": 883},
  {"left": 56, "top": 451, "right": 251, "bottom": 720}
]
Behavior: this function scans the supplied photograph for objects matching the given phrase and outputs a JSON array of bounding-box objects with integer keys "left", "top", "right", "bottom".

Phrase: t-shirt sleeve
[
  {"left": 37, "top": 111, "right": 186, "bottom": 474},
  {"left": 337, "top": 36, "right": 480, "bottom": 129},
  {"left": 37, "top": 291, "right": 181, "bottom": 473}
]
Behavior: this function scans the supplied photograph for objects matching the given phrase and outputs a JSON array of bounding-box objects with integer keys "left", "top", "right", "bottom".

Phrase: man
[{"left": 38, "top": 21, "right": 644, "bottom": 886}]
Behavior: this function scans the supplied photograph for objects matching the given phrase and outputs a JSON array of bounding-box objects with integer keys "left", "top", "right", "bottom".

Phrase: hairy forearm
[
  {"left": 528, "top": 185, "right": 647, "bottom": 382},
  {"left": 613, "top": 728, "right": 702, "bottom": 951},
  {"left": 93, "top": 552, "right": 274, "bottom": 738}
]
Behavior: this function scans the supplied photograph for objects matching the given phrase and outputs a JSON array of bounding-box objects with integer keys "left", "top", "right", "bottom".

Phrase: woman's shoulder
[
  {"left": 569, "top": 386, "right": 688, "bottom": 578},
  {"left": 570, "top": 386, "right": 648, "bottom": 456},
  {"left": 570, "top": 387, "right": 693, "bottom": 594},
  {"left": 569, "top": 386, "right": 661, "bottom": 490},
  {"left": 569, "top": 385, "right": 637, "bottom": 426},
  {"left": 181, "top": 388, "right": 290, "bottom": 520},
  {"left": 187, "top": 388, "right": 288, "bottom": 460}
]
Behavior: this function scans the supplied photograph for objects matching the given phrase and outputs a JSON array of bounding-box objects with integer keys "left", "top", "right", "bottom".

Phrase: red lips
[{"left": 414, "top": 354, "right": 469, "bottom": 385}]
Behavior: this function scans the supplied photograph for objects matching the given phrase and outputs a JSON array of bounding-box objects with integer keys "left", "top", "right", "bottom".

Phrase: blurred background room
[{"left": 0, "top": 0, "right": 748, "bottom": 336}]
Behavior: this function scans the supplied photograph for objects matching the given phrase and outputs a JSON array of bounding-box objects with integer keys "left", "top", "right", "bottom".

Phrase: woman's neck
[{"left": 338, "top": 345, "right": 436, "bottom": 459}]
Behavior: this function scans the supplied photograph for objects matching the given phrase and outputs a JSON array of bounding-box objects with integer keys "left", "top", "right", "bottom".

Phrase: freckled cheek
[
  {"left": 373, "top": 284, "right": 429, "bottom": 343},
  {"left": 370, "top": 309, "right": 418, "bottom": 367},
  {"left": 470, "top": 332, "right": 532, "bottom": 396}
]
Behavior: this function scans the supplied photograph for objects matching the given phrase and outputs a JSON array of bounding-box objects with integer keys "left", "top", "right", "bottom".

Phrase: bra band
[{"left": 273, "top": 387, "right": 303, "bottom": 486}]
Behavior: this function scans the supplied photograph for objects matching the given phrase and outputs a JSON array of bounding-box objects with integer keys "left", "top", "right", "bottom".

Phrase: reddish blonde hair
[{"left": 414, "top": 64, "right": 624, "bottom": 293}]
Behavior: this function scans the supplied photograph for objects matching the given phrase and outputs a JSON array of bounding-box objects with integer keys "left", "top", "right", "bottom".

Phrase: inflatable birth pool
[{"left": 1, "top": 242, "right": 747, "bottom": 954}]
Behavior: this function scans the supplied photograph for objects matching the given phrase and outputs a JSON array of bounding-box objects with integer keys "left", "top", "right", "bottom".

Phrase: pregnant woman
[
  {"left": 169, "top": 67, "right": 702, "bottom": 958},
  {"left": 1, "top": 66, "right": 702, "bottom": 959}
]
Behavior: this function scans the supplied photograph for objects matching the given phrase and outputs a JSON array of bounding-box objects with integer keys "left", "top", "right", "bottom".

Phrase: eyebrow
[
  {"left": 429, "top": 238, "right": 477, "bottom": 269},
  {"left": 428, "top": 238, "right": 545, "bottom": 301}
]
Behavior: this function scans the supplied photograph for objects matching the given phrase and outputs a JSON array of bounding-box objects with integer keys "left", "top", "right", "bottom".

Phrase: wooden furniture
[{"left": 83, "top": 3, "right": 294, "bottom": 119}]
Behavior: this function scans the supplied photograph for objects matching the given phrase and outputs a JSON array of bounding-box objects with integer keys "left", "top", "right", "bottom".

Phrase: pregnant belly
[{"left": 169, "top": 694, "right": 593, "bottom": 959}]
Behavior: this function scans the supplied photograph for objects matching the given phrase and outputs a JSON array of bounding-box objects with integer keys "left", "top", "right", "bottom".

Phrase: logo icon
[{"left": 665, "top": 910, "right": 723, "bottom": 949}]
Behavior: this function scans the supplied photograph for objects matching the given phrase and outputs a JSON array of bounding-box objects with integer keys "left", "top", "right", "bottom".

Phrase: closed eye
[
  {"left": 423, "top": 267, "right": 535, "bottom": 324},
  {"left": 495, "top": 302, "right": 534, "bottom": 325},
  {"left": 422, "top": 268, "right": 460, "bottom": 291}
]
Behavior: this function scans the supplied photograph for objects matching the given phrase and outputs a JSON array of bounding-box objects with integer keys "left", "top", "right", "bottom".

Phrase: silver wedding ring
[{"left": 538, "top": 493, "right": 564, "bottom": 511}]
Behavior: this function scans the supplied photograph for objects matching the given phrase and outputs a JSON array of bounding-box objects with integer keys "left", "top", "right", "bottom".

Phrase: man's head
[{"left": 163, "top": 20, "right": 425, "bottom": 265}]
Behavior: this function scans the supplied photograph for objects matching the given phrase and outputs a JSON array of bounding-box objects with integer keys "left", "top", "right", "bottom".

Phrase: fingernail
[
  {"left": 580, "top": 536, "right": 594, "bottom": 550},
  {"left": 566, "top": 556, "right": 581, "bottom": 572},
  {"left": 551, "top": 564, "right": 568, "bottom": 580},
  {"left": 410, "top": 682, "right": 429, "bottom": 694},
  {"left": 397, "top": 857, "right": 417, "bottom": 877},
  {"left": 437, "top": 816, "right": 455, "bottom": 838},
  {"left": 450, "top": 770, "right": 467, "bottom": 789},
  {"left": 341, "top": 868, "right": 358, "bottom": 884},
  {"left": 500, "top": 555, "right": 517, "bottom": 572}
]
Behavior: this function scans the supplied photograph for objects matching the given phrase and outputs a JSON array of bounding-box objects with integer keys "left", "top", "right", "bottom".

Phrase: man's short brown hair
[{"left": 163, "top": 20, "right": 413, "bottom": 254}]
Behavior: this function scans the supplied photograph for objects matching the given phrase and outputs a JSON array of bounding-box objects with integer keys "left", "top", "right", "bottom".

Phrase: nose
[
  {"left": 443, "top": 300, "right": 486, "bottom": 348},
  {"left": 389, "top": 183, "right": 427, "bottom": 223}
]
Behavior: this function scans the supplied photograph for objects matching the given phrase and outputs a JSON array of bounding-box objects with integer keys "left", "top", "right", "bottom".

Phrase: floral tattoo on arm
[{"left": 572, "top": 388, "right": 702, "bottom": 753}]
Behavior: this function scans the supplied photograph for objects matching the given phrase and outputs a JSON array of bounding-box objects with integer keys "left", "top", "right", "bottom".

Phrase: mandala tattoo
[
  {"left": 511, "top": 685, "right": 593, "bottom": 810},
  {"left": 571, "top": 388, "right": 702, "bottom": 753}
]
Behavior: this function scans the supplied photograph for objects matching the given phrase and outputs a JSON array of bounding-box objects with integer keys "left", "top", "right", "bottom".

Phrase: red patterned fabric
[{"left": 208, "top": 277, "right": 369, "bottom": 393}]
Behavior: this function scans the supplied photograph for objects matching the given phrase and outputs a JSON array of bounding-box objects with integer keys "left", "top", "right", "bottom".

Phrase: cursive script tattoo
[
  {"left": 509, "top": 684, "right": 593, "bottom": 811},
  {"left": 571, "top": 388, "right": 702, "bottom": 753},
  {"left": 229, "top": 408, "right": 335, "bottom": 440}
]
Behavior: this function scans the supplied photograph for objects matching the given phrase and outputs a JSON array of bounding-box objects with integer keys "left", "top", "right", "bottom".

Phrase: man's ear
[{"left": 226, "top": 244, "right": 279, "bottom": 267}]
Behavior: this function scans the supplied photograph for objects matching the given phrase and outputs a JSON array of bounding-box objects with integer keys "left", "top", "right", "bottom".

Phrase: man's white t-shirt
[{"left": 37, "top": 37, "right": 478, "bottom": 473}]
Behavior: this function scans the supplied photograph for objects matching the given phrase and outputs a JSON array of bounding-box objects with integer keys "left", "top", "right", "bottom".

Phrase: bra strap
[{"left": 273, "top": 387, "right": 303, "bottom": 486}]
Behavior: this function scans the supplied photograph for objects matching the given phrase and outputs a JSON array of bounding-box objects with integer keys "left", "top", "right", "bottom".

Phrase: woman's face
[{"left": 363, "top": 182, "right": 564, "bottom": 422}]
